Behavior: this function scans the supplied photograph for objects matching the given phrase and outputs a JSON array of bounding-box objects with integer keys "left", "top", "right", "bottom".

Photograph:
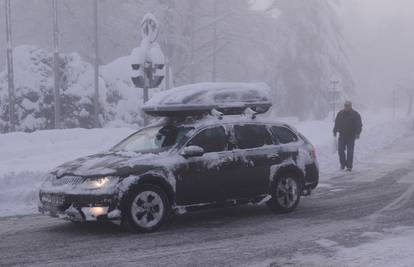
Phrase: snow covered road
[{"left": 1, "top": 132, "right": 414, "bottom": 266}]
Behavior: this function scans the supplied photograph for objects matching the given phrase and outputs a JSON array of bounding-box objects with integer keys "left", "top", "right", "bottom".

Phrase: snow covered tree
[
  {"left": 149, "top": 0, "right": 273, "bottom": 86},
  {"left": 266, "top": 0, "right": 354, "bottom": 119},
  {"left": 0, "top": 0, "right": 357, "bottom": 132},
  {"left": 0, "top": 46, "right": 100, "bottom": 132}
]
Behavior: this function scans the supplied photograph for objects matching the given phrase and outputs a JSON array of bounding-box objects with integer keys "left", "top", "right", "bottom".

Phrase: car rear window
[
  {"left": 233, "top": 124, "right": 272, "bottom": 149},
  {"left": 270, "top": 126, "right": 298, "bottom": 144}
]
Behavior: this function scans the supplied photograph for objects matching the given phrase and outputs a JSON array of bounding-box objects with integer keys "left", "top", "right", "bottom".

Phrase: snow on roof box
[{"left": 142, "top": 82, "right": 272, "bottom": 117}]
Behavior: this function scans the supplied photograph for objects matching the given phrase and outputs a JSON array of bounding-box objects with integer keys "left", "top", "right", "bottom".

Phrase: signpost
[
  {"left": 131, "top": 13, "right": 165, "bottom": 125},
  {"left": 131, "top": 14, "right": 165, "bottom": 101},
  {"left": 328, "top": 79, "right": 340, "bottom": 121}
]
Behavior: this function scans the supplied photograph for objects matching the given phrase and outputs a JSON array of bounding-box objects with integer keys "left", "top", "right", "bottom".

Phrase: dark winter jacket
[{"left": 333, "top": 109, "right": 362, "bottom": 139}]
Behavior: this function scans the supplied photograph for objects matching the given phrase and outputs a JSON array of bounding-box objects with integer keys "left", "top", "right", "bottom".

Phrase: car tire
[
  {"left": 267, "top": 172, "right": 301, "bottom": 214},
  {"left": 122, "top": 184, "right": 170, "bottom": 233}
]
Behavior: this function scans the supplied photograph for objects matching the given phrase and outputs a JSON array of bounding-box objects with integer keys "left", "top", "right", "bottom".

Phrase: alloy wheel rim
[
  {"left": 276, "top": 177, "right": 298, "bottom": 208},
  {"left": 131, "top": 190, "right": 164, "bottom": 228}
]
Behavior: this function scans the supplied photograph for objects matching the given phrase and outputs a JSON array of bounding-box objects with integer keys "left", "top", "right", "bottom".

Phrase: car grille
[
  {"left": 52, "top": 175, "right": 85, "bottom": 186},
  {"left": 41, "top": 193, "right": 65, "bottom": 207}
]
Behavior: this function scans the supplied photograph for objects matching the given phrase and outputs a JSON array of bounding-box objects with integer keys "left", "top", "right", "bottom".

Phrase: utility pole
[
  {"left": 52, "top": 0, "right": 61, "bottom": 129},
  {"left": 212, "top": 0, "right": 218, "bottom": 82},
  {"left": 93, "top": 0, "right": 99, "bottom": 127},
  {"left": 189, "top": 4, "right": 196, "bottom": 84},
  {"left": 163, "top": 0, "right": 174, "bottom": 91},
  {"left": 5, "top": 0, "right": 15, "bottom": 132}
]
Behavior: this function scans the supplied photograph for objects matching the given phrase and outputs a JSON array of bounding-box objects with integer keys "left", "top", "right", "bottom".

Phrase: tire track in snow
[{"left": 368, "top": 168, "right": 414, "bottom": 221}]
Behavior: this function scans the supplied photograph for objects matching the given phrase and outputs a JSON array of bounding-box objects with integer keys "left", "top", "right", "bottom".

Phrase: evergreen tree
[{"left": 268, "top": 0, "right": 354, "bottom": 119}]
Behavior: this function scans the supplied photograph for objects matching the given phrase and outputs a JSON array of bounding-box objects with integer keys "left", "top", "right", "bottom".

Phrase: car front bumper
[{"left": 38, "top": 191, "right": 121, "bottom": 222}]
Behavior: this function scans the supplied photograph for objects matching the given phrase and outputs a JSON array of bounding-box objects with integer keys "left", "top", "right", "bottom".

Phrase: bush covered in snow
[{"left": 0, "top": 45, "right": 145, "bottom": 132}]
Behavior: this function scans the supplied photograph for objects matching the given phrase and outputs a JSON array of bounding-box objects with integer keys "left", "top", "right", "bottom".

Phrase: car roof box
[{"left": 142, "top": 82, "right": 272, "bottom": 117}]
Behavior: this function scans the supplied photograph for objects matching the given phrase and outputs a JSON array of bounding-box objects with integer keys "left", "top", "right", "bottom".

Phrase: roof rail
[
  {"left": 210, "top": 109, "right": 224, "bottom": 120},
  {"left": 243, "top": 107, "right": 258, "bottom": 119}
]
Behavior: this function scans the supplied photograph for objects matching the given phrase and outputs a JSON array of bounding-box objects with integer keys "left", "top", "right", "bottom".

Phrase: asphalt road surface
[{"left": 1, "top": 134, "right": 414, "bottom": 267}]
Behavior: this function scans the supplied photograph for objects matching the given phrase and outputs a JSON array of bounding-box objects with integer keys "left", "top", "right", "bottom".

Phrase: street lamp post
[
  {"left": 52, "top": 0, "right": 61, "bottom": 129},
  {"left": 93, "top": 0, "right": 99, "bottom": 128},
  {"left": 5, "top": 0, "right": 15, "bottom": 132},
  {"left": 212, "top": 0, "right": 218, "bottom": 82}
]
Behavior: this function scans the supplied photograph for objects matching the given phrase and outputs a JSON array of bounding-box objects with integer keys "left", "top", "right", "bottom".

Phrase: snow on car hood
[{"left": 51, "top": 150, "right": 171, "bottom": 178}]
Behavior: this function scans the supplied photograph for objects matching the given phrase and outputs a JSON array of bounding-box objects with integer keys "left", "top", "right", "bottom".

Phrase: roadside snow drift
[{"left": 0, "top": 127, "right": 135, "bottom": 216}]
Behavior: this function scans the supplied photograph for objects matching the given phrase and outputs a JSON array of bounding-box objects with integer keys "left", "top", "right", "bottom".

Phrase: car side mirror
[{"left": 180, "top": 145, "right": 205, "bottom": 158}]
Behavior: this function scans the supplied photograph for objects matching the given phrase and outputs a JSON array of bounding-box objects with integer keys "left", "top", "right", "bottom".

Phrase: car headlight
[
  {"left": 81, "top": 176, "right": 119, "bottom": 190},
  {"left": 40, "top": 173, "right": 56, "bottom": 188}
]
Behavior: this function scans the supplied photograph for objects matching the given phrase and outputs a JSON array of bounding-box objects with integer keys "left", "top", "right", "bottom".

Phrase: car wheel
[
  {"left": 123, "top": 184, "right": 170, "bottom": 233},
  {"left": 267, "top": 173, "right": 301, "bottom": 213}
]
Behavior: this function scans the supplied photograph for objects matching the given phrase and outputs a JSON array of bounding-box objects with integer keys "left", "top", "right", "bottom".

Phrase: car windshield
[{"left": 111, "top": 126, "right": 193, "bottom": 153}]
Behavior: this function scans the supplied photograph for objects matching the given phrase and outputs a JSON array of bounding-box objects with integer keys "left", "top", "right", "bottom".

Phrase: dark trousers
[{"left": 338, "top": 135, "right": 355, "bottom": 169}]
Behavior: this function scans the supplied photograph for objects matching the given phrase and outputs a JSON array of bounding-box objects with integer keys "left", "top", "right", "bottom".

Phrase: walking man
[{"left": 333, "top": 101, "right": 362, "bottom": 171}]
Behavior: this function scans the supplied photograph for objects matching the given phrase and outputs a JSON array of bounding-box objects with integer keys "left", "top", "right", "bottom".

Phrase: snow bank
[
  {"left": 0, "top": 127, "right": 135, "bottom": 216},
  {"left": 100, "top": 54, "right": 151, "bottom": 127}
]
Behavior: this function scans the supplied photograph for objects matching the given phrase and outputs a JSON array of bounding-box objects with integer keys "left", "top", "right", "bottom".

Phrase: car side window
[
  {"left": 270, "top": 126, "right": 298, "bottom": 144},
  {"left": 233, "top": 124, "right": 272, "bottom": 149},
  {"left": 187, "top": 126, "right": 227, "bottom": 153}
]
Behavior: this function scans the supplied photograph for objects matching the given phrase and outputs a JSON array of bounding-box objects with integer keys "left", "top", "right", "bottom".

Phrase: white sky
[{"left": 342, "top": 0, "right": 414, "bottom": 107}]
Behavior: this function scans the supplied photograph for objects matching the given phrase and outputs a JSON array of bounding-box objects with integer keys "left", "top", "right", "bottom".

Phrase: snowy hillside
[{"left": 0, "top": 109, "right": 411, "bottom": 217}]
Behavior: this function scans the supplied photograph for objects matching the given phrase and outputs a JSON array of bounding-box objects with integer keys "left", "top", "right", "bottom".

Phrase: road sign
[
  {"left": 131, "top": 62, "right": 165, "bottom": 89},
  {"left": 141, "top": 13, "right": 159, "bottom": 44},
  {"left": 130, "top": 13, "right": 165, "bottom": 103}
]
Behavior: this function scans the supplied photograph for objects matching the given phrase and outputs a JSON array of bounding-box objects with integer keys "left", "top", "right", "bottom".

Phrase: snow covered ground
[
  {"left": 0, "top": 108, "right": 411, "bottom": 217},
  {"left": 295, "top": 109, "right": 413, "bottom": 177},
  {"left": 252, "top": 226, "right": 414, "bottom": 267}
]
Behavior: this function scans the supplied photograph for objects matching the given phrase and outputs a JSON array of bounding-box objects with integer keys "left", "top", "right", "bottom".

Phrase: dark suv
[{"left": 39, "top": 116, "right": 319, "bottom": 232}]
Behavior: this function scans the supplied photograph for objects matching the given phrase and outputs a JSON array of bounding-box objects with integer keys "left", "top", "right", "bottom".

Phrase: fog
[
  {"left": 341, "top": 0, "right": 414, "bottom": 108},
  {"left": 0, "top": 0, "right": 414, "bottom": 131}
]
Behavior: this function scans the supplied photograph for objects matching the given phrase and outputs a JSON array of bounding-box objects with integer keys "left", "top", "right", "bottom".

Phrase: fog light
[
  {"left": 81, "top": 206, "right": 109, "bottom": 221},
  {"left": 90, "top": 207, "right": 108, "bottom": 216}
]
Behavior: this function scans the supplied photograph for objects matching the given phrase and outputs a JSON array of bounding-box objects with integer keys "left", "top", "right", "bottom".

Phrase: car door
[
  {"left": 229, "top": 124, "right": 274, "bottom": 198},
  {"left": 269, "top": 125, "right": 300, "bottom": 163},
  {"left": 175, "top": 125, "right": 236, "bottom": 205}
]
